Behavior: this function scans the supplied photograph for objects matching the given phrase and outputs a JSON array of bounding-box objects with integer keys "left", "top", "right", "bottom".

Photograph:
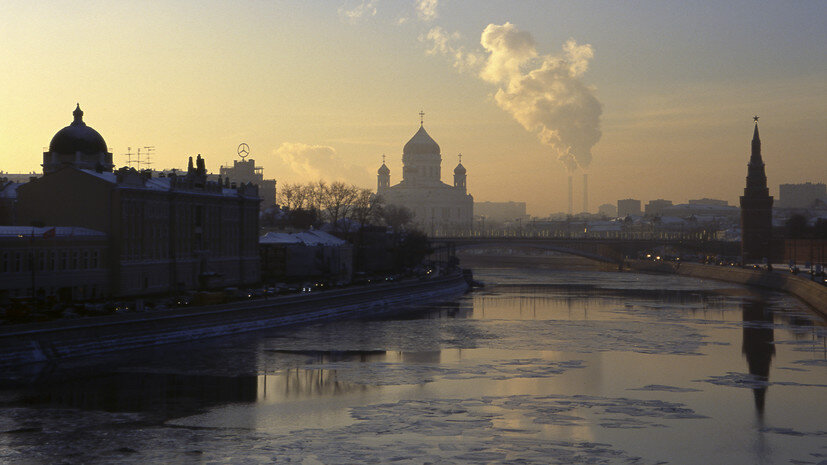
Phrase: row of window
[{"left": 0, "top": 249, "right": 102, "bottom": 274}]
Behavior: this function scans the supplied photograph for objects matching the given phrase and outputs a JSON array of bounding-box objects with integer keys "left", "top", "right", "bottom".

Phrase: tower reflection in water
[{"left": 741, "top": 298, "right": 775, "bottom": 415}]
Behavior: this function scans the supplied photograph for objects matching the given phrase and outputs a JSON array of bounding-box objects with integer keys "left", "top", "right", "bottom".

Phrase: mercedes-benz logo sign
[{"left": 237, "top": 143, "right": 250, "bottom": 159}]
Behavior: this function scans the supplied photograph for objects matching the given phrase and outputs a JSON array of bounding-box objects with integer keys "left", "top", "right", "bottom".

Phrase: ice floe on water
[
  {"left": 628, "top": 384, "right": 702, "bottom": 393},
  {"left": 696, "top": 372, "right": 827, "bottom": 389},
  {"left": 310, "top": 358, "right": 586, "bottom": 386}
]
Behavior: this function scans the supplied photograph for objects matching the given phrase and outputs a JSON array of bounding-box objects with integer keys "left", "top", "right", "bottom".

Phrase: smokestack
[
  {"left": 583, "top": 173, "right": 588, "bottom": 213},
  {"left": 568, "top": 175, "right": 573, "bottom": 215}
]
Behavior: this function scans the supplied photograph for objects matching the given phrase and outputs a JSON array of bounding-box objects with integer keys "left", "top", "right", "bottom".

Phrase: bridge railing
[{"left": 429, "top": 228, "right": 734, "bottom": 243}]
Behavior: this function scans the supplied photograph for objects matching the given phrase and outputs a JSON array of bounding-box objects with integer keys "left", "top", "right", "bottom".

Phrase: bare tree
[
  {"left": 277, "top": 183, "right": 308, "bottom": 211},
  {"left": 381, "top": 204, "right": 415, "bottom": 232},
  {"left": 350, "top": 190, "right": 383, "bottom": 231},
  {"left": 307, "top": 180, "right": 328, "bottom": 214},
  {"left": 322, "top": 182, "right": 359, "bottom": 231}
]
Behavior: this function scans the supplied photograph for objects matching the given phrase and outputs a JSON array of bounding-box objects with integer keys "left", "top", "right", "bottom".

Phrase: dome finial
[
  {"left": 72, "top": 103, "right": 84, "bottom": 125},
  {"left": 419, "top": 110, "right": 425, "bottom": 127}
]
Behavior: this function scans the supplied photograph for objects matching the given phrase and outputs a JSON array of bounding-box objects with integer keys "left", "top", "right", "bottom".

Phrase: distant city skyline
[{"left": 1, "top": 1, "right": 824, "bottom": 215}]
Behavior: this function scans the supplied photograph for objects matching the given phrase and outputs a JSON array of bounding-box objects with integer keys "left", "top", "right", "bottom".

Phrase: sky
[{"left": 1, "top": 0, "right": 825, "bottom": 216}]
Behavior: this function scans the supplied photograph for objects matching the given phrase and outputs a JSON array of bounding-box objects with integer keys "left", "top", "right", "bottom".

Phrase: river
[{"left": 1, "top": 264, "right": 825, "bottom": 464}]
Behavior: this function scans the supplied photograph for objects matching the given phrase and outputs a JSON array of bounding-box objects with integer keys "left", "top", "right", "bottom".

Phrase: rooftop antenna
[
  {"left": 124, "top": 147, "right": 135, "bottom": 168},
  {"left": 142, "top": 146, "right": 154, "bottom": 169}
]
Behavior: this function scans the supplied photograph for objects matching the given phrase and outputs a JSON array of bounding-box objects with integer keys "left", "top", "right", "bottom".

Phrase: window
[
  {"left": 60, "top": 251, "right": 67, "bottom": 270},
  {"left": 71, "top": 251, "right": 78, "bottom": 269},
  {"left": 82, "top": 251, "right": 89, "bottom": 269},
  {"left": 91, "top": 250, "right": 99, "bottom": 268},
  {"left": 1, "top": 252, "right": 7, "bottom": 273}
]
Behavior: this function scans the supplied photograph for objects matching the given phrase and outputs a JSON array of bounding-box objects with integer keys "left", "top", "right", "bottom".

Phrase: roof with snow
[
  {"left": 0, "top": 226, "right": 107, "bottom": 239},
  {"left": 260, "top": 230, "right": 347, "bottom": 246}
]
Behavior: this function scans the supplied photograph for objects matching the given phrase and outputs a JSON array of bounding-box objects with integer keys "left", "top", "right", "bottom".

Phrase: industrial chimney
[
  {"left": 583, "top": 173, "right": 588, "bottom": 213},
  {"left": 568, "top": 175, "right": 573, "bottom": 215}
]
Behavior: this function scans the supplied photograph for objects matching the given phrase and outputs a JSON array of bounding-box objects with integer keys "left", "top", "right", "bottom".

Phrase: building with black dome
[
  {"left": 4, "top": 106, "right": 261, "bottom": 300},
  {"left": 377, "top": 117, "right": 473, "bottom": 234},
  {"left": 43, "top": 104, "right": 114, "bottom": 174}
]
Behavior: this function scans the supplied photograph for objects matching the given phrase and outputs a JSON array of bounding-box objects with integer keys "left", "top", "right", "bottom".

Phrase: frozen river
[{"left": 1, "top": 267, "right": 826, "bottom": 464}]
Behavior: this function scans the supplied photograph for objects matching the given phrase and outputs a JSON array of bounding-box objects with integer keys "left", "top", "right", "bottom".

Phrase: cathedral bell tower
[
  {"left": 377, "top": 154, "right": 390, "bottom": 193},
  {"left": 453, "top": 154, "right": 467, "bottom": 193},
  {"left": 739, "top": 116, "right": 774, "bottom": 262}
]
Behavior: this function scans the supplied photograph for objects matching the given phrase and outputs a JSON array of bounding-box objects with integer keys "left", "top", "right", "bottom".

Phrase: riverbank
[
  {"left": 627, "top": 259, "right": 827, "bottom": 318},
  {"left": 0, "top": 274, "right": 469, "bottom": 371}
]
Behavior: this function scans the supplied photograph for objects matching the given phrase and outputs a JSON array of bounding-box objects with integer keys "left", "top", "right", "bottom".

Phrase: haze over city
[{"left": 1, "top": 0, "right": 824, "bottom": 215}]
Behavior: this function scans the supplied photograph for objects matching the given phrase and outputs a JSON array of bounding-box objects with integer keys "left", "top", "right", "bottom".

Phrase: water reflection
[
  {"left": 23, "top": 372, "right": 258, "bottom": 419},
  {"left": 741, "top": 299, "right": 775, "bottom": 416}
]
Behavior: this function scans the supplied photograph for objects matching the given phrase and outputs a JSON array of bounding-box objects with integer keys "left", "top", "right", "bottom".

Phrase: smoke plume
[
  {"left": 273, "top": 142, "right": 368, "bottom": 183},
  {"left": 422, "top": 22, "right": 602, "bottom": 172}
]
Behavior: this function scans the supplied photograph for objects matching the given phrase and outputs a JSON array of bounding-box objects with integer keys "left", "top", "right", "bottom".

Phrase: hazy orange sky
[{"left": 1, "top": 1, "right": 824, "bottom": 215}]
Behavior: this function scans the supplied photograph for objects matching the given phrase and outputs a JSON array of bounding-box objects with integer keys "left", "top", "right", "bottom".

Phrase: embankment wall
[
  {"left": 0, "top": 275, "right": 469, "bottom": 370},
  {"left": 628, "top": 260, "right": 827, "bottom": 318}
]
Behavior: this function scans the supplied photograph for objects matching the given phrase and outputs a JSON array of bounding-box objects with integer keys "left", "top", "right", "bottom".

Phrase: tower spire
[
  {"left": 72, "top": 103, "right": 85, "bottom": 126},
  {"left": 419, "top": 110, "right": 425, "bottom": 126}
]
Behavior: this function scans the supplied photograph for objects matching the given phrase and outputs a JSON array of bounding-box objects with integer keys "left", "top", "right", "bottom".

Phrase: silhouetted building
[
  {"left": 597, "top": 203, "right": 617, "bottom": 217},
  {"left": 617, "top": 198, "right": 641, "bottom": 217},
  {"left": 12, "top": 106, "right": 261, "bottom": 298},
  {"left": 777, "top": 182, "right": 826, "bottom": 209},
  {"left": 377, "top": 116, "right": 473, "bottom": 234},
  {"left": 644, "top": 199, "right": 673, "bottom": 217},
  {"left": 740, "top": 118, "right": 774, "bottom": 262},
  {"left": 0, "top": 226, "right": 109, "bottom": 301},
  {"left": 216, "top": 156, "right": 277, "bottom": 210},
  {"left": 473, "top": 201, "right": 528, "bottom": 224},
  {"left": 689, "top": 198, "right": 729, "bottom": 207}
]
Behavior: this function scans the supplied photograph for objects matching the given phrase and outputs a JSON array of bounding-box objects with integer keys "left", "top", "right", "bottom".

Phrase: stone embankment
[
  {"left": 0, "top": 275, "right": 469, "bottom": 370},
  {"left": 628, "top": 260, "right": 827, "bottom": 318}
]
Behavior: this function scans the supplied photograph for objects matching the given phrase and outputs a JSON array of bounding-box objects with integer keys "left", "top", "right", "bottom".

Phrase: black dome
[{"left": 48, "top": 105, "right": 108, "bottom": 154}]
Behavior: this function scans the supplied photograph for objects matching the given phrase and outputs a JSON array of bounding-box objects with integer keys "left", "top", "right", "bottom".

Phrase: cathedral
[{"left": 377, "top": 116, "right": 473, "bottom": 234}]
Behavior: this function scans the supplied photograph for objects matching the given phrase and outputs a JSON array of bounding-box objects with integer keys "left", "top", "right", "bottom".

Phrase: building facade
[
  {"left": 216, "top": 157, "right": 277, "bottom": 210},
  {"left": 9, "top": 106, "right": 261, "bottom": 299},
  {"left": 777, "top": 182, "right": 826, "bottom": 209},
  {"left": 617, "top": 199, "right": 642, "bottom": 217},
  {"left": 740, "top": 118, "right": 774, "bottom": 262},
  {"left": 377, "top": 120, "right": 473, "bottom": 234},
  {"left": 644, "top": 199, "right": 673, "bottom": 217}
]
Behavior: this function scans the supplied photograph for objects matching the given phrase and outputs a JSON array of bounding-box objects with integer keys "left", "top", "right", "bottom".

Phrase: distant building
[
  {"left": 644, "top": 199, "right": 673, "bottom": 217},
  {"left": 215, "top": 156, "right": 277, "bottom": 210},
  {"left": 11, "top": 105, "right": 261, "bottom": 299},
  {"left": 597, "top": 203, "right": 617, "bottom": 217},
  {"left": 617, "top": 198, "right": 642, "bottom": 217},
  {"left": 740, "top": 118, "right": 773, "bottom": 262},
  {"left": 0, "top": 178, "right": 21, "bottom": 225},
  {"left": 474, "top": 201, "right": 529, "bottom": 224},
  {"left": 777, "top": 182, "right": 826, "bottom": 209},
  {"left": 377, "top": 117, "right": 473, "bottom": 234},
  {"left": 689, "top": 198, "right": 729, "bottom": 207},
  {"left": 260, "top": 230, "right": 352, "bottom": 284}
]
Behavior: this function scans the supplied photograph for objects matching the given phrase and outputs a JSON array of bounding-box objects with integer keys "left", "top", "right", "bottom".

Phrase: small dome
[
  {"left": 378, "top": 163, "right": 390, "bottom": 175},
  {"left": 49, "top": 104, "right": 108, "bottom": 154},
  {"left": 454, "top": 163, "right": 466, "bottom": 174},
  {"left": 403, "top": 125, "right": 440, "bottom": 156}
]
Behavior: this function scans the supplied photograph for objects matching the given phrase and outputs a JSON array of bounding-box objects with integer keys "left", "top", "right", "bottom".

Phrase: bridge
[{"left": 431, "top": 233, "right": 741, "bottom": 265}]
